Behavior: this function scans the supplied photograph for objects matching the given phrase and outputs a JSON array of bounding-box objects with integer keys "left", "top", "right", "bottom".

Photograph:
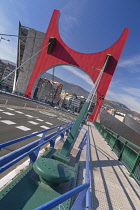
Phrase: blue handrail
[
  {"left": 0, "top": 123, "right": 91, "bottom": 209},
  {"left": 0, "top": 121, "right": 74, "bottom": 149},
  {"left": 34, "top": 183, "right": 90, "bottom": 210},
  {"left": 0, "top": 121, "right": 74, "bottom": 173},
  {"left": 33, "top": 127, "right": 91, "bottom": 210},
  {"left": 85, "top": 131, "right": 90, "bottom": 208}
]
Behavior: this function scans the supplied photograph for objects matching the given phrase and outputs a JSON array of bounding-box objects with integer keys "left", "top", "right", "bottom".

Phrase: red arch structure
[{"left": 25, "top": 9, "right": 129, "bottom": 122}]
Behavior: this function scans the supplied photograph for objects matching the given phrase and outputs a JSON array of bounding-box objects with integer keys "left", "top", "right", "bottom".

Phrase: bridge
[
  {"left": 0, "top": 91, "right": 139, "bottom": 209},
  {"left": 0, "top": 9, "right": 139, "bottom": 210}
]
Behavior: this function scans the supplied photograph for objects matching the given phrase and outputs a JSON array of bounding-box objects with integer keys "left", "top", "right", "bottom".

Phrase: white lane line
[
  {"left": 25, "top": 115, "right": 33, "bottom": 118},
  {"left": 0, "top": 109, "right": 4, "bottom": 111},
  {"left": 16, "top": 126, "right": 31, "bottom": 131},
  {"left": 2, "top": 112, "right": 15, "bottom": 116},
  {"left": 36, "top": 119, "right": 44, "bottom": 122},
  {"left": 0, "top": 120, "right": 16, "bottom": 125},
  {"left": 6, "top": 108, "right": 14, "bottom": 111},
  {"left": 58, "top": 118, "right": 69, "bottom": 122},
  {"left": 14, "top": 111, "right": 24, "bottom": 114},
  {"left": 39, "top": 111, "right": 56, "bottom": 117},
  {"left": 28, "top": 121, "right": 39, "bottom": 125},
  {"left": 45, "top": 122, "right": 53, "bottom": 125},
  {"left": 40, "top": 125, "right": 50, "bottom": 130}
]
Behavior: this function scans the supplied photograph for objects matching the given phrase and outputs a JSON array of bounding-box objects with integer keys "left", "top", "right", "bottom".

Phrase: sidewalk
[{"left": 76, "top": 122, "right": 139, "bottom": 210}]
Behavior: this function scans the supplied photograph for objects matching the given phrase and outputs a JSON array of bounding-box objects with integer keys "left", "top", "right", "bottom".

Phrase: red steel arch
[{"left": 25, "top": 9, "right": 129, "bottom": 122}]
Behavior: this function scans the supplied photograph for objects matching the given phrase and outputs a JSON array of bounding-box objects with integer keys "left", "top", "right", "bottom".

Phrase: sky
[{"left": 0, "top": 0, "right": 140, "bottom": 113}]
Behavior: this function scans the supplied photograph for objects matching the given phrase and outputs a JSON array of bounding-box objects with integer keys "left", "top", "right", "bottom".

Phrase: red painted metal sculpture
[{"left": 25, "top": 9, "right": 129, "bottom": 121}]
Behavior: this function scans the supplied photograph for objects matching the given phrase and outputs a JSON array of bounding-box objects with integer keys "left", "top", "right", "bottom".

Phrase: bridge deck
[{"left": 76, "top": 123, "right": 139, "bottom": 210}]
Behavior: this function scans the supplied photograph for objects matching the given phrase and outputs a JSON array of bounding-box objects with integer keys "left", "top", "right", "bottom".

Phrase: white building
[{"left": 1, "top": 63, "right": 15, "bottom": 91}]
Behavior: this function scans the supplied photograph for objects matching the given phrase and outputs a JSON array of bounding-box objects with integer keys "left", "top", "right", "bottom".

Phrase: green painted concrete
[
  {"left": 0, "top": 148, "right": 79, "bottom": 210},
  {"left": 33, "top": 157, "right": 71, "bottom": 186},
  {"left": 53, "top": 102, "right": 89, "bottom": 160}
]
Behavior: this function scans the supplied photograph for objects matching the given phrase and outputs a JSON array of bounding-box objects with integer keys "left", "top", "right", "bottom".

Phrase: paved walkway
[{"left": 75, "top": 122, "right": 140, "bottom": 210}]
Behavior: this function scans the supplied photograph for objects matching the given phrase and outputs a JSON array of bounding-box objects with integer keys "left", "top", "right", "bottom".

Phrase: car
[{"left": 54, "top": 106, "right": 60, "bottom": 110}]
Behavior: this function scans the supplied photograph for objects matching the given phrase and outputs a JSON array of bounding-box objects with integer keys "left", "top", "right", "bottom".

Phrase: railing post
[
  {"left": 118, "top": 141, "right": 128, "bottom": 161},
  {"left": 29, "top": 131, "right": 47, "bottom": 163},
  {"left": 78, "top": 131, "right": 87, "bottom": 150},
  {"left": 24, "top": 103, "right": 27, "bottom": 109},
  {"left": 4, "top": 99, "right": 8, "bottom": 106},
  {"left": 129, "top": 152, "right": 140, "bottom": 177},
  {"left": 112, "top": 135, "right": 119, "bottom": 151}
]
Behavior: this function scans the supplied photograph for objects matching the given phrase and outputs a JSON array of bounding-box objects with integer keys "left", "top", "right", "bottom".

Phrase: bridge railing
[
  {"left": 0, "top": 122, "right": 90, "bottom": 209},
  {"left": 94, "top": 121, "right": 140, "bottom": 185},
  {"left": 33, "top": 127, "right": 90, "bottom": 210},
  {"left": 0, "top": 121, "right": 74, "bottom": 173}
]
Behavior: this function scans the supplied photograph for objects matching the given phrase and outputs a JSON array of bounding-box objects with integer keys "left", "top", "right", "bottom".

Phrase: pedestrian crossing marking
[
  {"left": 2, "top": 112, "right": 15, "bottom": 116},
  {"left": 16, "top": 126, "right": 31, "bottom": 131},
  {"left": 0, "top": 120, "right": 16, "bottom": 125}
]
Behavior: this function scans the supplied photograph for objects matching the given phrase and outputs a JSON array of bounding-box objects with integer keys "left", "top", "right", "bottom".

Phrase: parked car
[{"left": 54, "top": 106, "right": 60, "bottom": 110}]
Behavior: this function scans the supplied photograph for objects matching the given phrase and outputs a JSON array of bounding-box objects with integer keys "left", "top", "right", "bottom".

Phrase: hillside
[
  {"left": 103, "top": 99, "right": 140, "bottom": 118},
  {"left": 43, "top": 72, "right": 89, "bottom": 98},
  {"left": 43, "top": 72, "right": 140, "bottom": 118},
  {"left": 0, "top": 59, "right": 16, "bottom": 66}
]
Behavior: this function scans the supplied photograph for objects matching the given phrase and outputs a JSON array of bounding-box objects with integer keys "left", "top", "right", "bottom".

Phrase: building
[
  {"left": 15, "top": 23, "right": 45, "bottom": 95},
  {"left": 0, "top": 60, "right": 6, "bottom": 81},
  {"left": 60, "top": 92, "right": 87, "bottom": 113},
  {"left": 34, "top": 78, "right": 63, "bottom": 104},
  {"left": 107, "top": 109, "right": 125, "bottom": 122},
  {"left": 0, "top": 61, "right": 15, "bottom": 91}
]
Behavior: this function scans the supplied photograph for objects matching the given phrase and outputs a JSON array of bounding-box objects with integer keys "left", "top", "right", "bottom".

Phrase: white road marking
[
  {"left": 0, "top": 109, "right": 4, "bottom": 111},
  {"left": 2, "top": 112, "right": 15, "bottom": 116},
  {"left": 39, "top": 111, "right": 56, "bottom": 117},
  {"left": 25, "top": 115, "right": 33, "bottom": 118},
  {"left": 36, "top": 119, "right": 44, "bottom": 122},
  {"left": 45, "top": 122, "right": 53, "bottom": 125},
  {"left": 0, "top": 120, "right": 16, "bottom": 125},
  {"left": 40, "top": 125, "right": 50, "bottom": 130},
  {"left": 32, "top": 132, "right": 43, "bottom": 138},
  {"left": 58, "top": 118, "right": 69, "bottom": 122},
  {"left": 37, "top": 133, "right": 43, "bottom": 137},
  {"left": 14, "top": 111, "right": 24, "bottom": 114},
  {"left": 28, "top": 121, "right": 39, "bottom": 125},
  {"left": 16, "top": 126, "right": 31, "bottom": 131},
  {"left": 6, "top": 108, "right": 14, "bottom": 111}
]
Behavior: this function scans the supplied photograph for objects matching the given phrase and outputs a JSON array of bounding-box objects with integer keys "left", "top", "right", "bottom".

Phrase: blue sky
[{"left": 0, "top": 0, "right": 140, "bottom": 113}]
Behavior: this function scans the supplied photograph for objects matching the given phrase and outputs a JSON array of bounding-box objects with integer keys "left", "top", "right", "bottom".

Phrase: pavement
[{"left": 74, "top": 122, "right": 140, "bottom": 210}]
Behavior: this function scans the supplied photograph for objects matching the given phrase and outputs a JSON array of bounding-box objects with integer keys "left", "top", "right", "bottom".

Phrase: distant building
[
  {"left": 34, "top": 78, "right": 63, "bottom": 104},
  {"left": 0, "top": 60, "right": 6, "bottom": 81},
  {"left": 0, "top": 61, "right": 15, "bottom": 91},
  {"left": 60, "top": 92, "right": 87, "bottom": 112},
  {"left": 107, "top": 109, "right": 125, "bottom": 122}
]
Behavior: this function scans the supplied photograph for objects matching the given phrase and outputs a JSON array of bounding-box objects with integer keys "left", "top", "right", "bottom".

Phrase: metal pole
[{"left": 57, "top": 55, "right": 111, "bottom": 158}]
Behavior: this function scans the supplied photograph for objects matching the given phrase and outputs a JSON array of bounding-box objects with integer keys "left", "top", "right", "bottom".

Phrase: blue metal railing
[
  {"left": 0, "top": 121, "right": 74, "bottom": 173},
  {"left": 0, "top": 124, "right": 90, "bottom": 209},
  {"left": 34, "top": 127, "right": 90, "bottom": 210}
]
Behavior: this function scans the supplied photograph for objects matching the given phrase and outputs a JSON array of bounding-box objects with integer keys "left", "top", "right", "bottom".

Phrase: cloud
[
  {"left": 60, "top": 0, "right": 87, "bottom": 40},
  {"left": 106, "top": 90, "right": 140, "bottom": 113},
  {"left": 118, "top": 54, "right": 140, "bottom": 73},
  {"left": 62, "top": 65, "right": 93, "bottom": 86},
  {"left": 122, "top": 87, "right": 140, "bottom": 97}
]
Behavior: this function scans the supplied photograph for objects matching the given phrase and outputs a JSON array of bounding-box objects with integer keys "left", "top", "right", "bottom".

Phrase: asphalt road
[{"left": 0, "top": 92, "right": 76, "bottom": 157}]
